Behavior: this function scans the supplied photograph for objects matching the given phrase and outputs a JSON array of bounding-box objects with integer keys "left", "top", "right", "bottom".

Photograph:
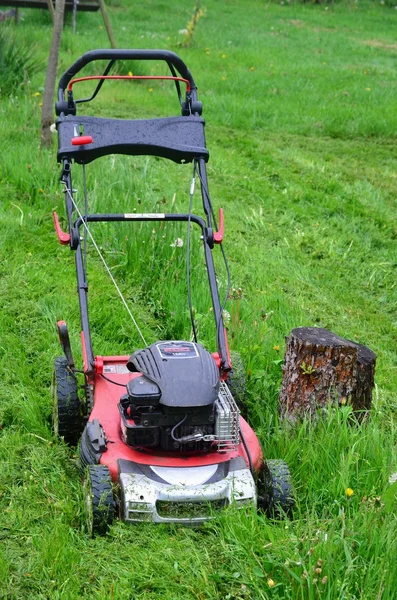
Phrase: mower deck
[{"left": 80, "top": 356, "right": 262, "bottom": 524}]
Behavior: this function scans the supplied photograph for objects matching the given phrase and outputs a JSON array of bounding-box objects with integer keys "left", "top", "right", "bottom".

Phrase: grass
[{"left": 0, "top": 1, "right": 397, "bottom": 598}]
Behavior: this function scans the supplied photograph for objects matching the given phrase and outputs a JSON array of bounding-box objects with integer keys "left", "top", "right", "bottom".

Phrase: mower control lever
[
  {"left": 57, "top": 50, "right": 196, "bottom": 96},
  {"left": 213, "top": 208, "right": 224, "bottom": 244},
  {"left": 53, "top": 212, "right": 71, "bottom": 245}
]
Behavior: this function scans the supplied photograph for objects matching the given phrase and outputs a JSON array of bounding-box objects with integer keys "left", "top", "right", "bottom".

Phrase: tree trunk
[
  {"left": 278, "top": 327, "right": 376, "bottom": 421},
  {"left": 40, "top": 0, "right": 65, "bottom": 149}
]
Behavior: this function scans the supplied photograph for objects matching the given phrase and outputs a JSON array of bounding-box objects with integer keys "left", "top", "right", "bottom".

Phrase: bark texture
[{"left": 278, "top": 327, "right": 376, "bottom": 420}]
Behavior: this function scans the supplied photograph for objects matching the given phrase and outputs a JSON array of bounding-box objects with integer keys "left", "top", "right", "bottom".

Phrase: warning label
[
  {"left": 156, "top": 342, "right": 198, "bottom": 359},
  {"left": 103, "top": 364, "right": 130, "bottom": 374}
]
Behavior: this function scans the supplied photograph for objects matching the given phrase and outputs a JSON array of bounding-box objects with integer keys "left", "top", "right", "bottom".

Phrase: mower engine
[{"left": 119, "top": 341, "right": 239, "bottom": 453}]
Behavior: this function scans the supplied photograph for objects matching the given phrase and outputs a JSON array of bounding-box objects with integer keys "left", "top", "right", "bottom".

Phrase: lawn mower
[{"left": 52, "top": 49, "right": 294, "bottom": 533}]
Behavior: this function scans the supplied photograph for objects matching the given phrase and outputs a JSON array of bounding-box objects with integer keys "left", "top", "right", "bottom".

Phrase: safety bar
[{"left": 57, "top": 49, "right": 197, "bottom": 101}]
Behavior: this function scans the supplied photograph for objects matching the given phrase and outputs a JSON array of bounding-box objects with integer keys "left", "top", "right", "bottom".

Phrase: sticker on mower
[
  {"left": 124, "top": 213, "right": 165, "bottom": 219},
  {"left": 103, "top": 364, "right": 130, "bottom": 374},
  {"left": 156, "top": 342, "right": 199, "bottom": 359}
]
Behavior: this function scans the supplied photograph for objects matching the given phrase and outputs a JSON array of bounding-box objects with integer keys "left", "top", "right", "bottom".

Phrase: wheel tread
[
  {"left": 85, "top": 465, "right": 114, "bottom": 536},
  {"left": 53, "top": 356, "right": 84, "bottom": 446},
  {"left": 260, "top": 458, "right": 295, "bottom": 519}
]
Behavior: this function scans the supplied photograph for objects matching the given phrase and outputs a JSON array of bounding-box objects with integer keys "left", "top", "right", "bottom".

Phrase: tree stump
[{"left": 278, "top": 327, "right": 376, "bottom": 420}]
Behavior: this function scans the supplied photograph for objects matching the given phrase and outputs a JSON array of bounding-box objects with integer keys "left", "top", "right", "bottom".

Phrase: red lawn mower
[{"left": 52, "top": 49, "right": 294, "bottom": 533}]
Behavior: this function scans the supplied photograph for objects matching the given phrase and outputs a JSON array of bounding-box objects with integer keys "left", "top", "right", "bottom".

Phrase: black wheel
[
  {"left": 259, "top": 459, "right": 295, "bottom": 518},
  {"left": 226, "top": 351, "right": 247, "bottom": 408},
  {"left": 84, "top": 465, "right": 114, "bottom": 536},
  {"left": 52, "top": 356, "right": 84, "bottom": 446}
]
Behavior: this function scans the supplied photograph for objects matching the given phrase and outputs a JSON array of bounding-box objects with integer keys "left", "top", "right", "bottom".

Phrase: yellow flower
[
  {"left": 365, "top": 87, "right": 371, "bottom": 91},
  {"left": 39, "top": 102, "right": 43, "bottom": 107},
  {"left": 148, "top": 88, "right": 153, "bottom": 93},
  {"left": 267, "top": 578, "right": 275, "bottom": 588},
  {"left": 128, "top": 71, "right": 133, "bottom": 77},
  {"left": 33, "top": 92, "right": 40, "bottom": 97},
  {"left": 222, "top": 53, "right": 227, "bottom": 59},
  {"left": 98, "top": 25, "right": 103, "bottom": 29},
  {"left": 221, "top": 76, "right": 227, "bottom": 81},
  {"left": 273, "top": 345, "right": 280, "bottom": 352},
  {"left": 249, "top": 66, "right": 255, "bottom": 72},
  {"left": 346, "top": 487, "right": 354, "bottom": 497},
  {"left": 206, "top": 51, "right": 210, "bottom": 55}
]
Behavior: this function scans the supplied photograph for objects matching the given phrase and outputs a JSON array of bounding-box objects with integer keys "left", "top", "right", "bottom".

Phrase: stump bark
[{"left": 278, "top": 327, "right": 376, "bottom": 420}]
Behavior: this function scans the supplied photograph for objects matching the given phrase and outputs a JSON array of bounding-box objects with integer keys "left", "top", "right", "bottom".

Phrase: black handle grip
[{"left": 57, "top": 49, "right": 196, "bottom": 101}]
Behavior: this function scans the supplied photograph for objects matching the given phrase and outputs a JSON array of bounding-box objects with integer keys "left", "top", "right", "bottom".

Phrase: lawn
[{"left": 0, "top": 1, "right": 396, "bottom": 598}]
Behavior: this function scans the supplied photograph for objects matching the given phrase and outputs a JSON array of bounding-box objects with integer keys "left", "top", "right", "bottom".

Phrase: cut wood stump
[{"left": 278, "top": 327, "right": 376, "bottom": 420}]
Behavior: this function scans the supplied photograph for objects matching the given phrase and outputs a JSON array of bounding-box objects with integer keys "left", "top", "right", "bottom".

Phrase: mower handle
[{"left": 57, "top": 49, "right": 197, "bottom": 101}]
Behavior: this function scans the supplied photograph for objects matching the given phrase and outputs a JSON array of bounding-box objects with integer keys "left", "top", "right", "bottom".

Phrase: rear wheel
[
  {"left": 259, "top": 459, "right": 295, "bottom": 518},
  {"left": 84, "top": 465, "right": 114, "bottom": 536},
  {"left": 227, "top": 351, "right": 247, "bottom": 409},
  {"left": 52, "top": 356, "right": 84, "bottom": 446}
]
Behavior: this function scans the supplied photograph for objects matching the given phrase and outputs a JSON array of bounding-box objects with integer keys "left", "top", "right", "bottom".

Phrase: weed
[
  {"left": 179, "top": 1, "right": 206, "bottom": 48},
  {"left": 0, "top": 27, "right": 41, "bottom": 96},
  {"left": 300, "top": 361, "right": 316, "bottom": 376}
]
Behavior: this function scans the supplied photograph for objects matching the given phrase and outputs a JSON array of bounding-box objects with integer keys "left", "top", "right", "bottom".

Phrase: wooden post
[
  {"left": 98, "top": 0, "right": 116, "bottom": 49},
  {"left": 41, "top": 0, "right": 65, "bottom": 148},
  {"left": 278, "top": 327, "right": 376, "bottom": 420},
  {"left": 72, "top": 0, "right": 77, "bottom": 33},
  {"left": 46, "top": 0, "right": 55, "bottom": 23}
]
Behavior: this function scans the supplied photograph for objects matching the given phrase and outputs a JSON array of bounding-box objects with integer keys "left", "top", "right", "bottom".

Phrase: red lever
[
  {"left": 71, "top": 135, "right": 93, "bottom": 146},
  {"left": 53, "top": 212, "right": 70, "bottom": 245},
  {"left": 213, "top": 208, "right": 224, "bottom": 244}
]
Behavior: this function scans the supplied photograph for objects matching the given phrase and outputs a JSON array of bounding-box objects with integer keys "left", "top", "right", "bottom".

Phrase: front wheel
[
  {"left": 84, "top": 465, "right": 114, "bottom": 536},
  {"left": 52, "top": 356, "right": 84, "bottom": 446},
  {"left": 258, "top": 459, "right": 295, "bottom": 518}
]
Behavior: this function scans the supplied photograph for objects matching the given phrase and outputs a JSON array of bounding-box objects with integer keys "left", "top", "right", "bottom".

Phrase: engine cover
[
  {"left": 126, "top": 341, "right": 220, "bottom": 407},
  {"left": 120, "top": 341, "right": 221, "bottom": 452}
]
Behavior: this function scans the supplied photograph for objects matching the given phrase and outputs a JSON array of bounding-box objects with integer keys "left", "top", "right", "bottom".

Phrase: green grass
[{"left": 0, "top": 1, "right": 397, "bottom": 598}]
